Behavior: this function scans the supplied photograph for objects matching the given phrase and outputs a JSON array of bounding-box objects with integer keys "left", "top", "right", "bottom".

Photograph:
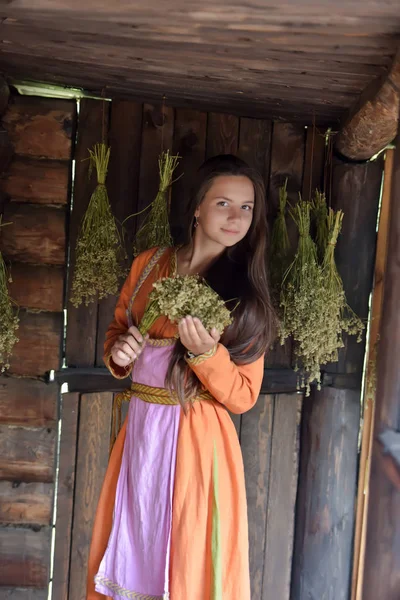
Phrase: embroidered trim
[
  {"left": 104, "top": 353, "right": 133, "bottom": 380},
  {"left": 185, "top": 345, "right": 218, "bottom": 366},
  {"left": 147, "top": 337, "right": 177, "bottom": 347},
  {"left": 94, "top": 574, "right": 165, "bottom": 599}
]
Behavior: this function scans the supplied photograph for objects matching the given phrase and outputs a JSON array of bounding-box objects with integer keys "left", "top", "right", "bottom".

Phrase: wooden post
[{"left": 362, "top": 124, "right": 400, "bottom": 597}]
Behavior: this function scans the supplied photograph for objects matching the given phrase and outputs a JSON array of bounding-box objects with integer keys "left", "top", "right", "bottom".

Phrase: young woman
[{"left": 87, "top": 154, "right": 276, "bottom": 600}]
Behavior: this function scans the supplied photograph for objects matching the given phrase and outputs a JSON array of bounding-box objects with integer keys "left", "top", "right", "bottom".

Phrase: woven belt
[{"left": 110, "top": 382, "right": 213, "bottom": 454}]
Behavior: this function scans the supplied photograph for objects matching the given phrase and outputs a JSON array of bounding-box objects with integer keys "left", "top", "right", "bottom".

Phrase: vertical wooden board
[
  {"left": 266, "top": 122, "right": 306, "bottom": 369},
  {"left": 0, "top": 526, "right": 51, "bottom": 587},
  {"left": 291, "top": 387, "right": 360, "bottom": 600},
  {"left": 52, "top": 393, "right": 79, "bottom": 600},
  {"left": 327, "top": 158, "right": 383, "bottom": 380},
  {"left": 66, "top": 98, "right": 109, "bottom": 368},
  {"left": 69, "top": 392, "right": 113, "bottom": 600},
  {"left": 2, "top": 96, "right": 75, "bottom": 160},
  {"left": 8, "top": 311, "right": 63, "bottom": 376},
  {"left": 136, "top": 103, "right": 174, "bottom": 232},
  {"left": 301, "top": 125, "right": 326, "bottom": 202},
  {"left": 0, "top": 589, "right": 48, "bottom": 599},
  {"left": 206, "top": 112, "right": 239, "bottom": 158},
  {"left": 238, "top": 117, "right": 272, "bottom": 189},
  {"left": 263, "top": 393, "right": 302, "bottom": 600},
  {"left": 170, "top": 108, "right": 207, "bottom": 244},
  {"left": 0, "top": 378, "right": 57, "bottom": 427},
  {"left": 95, "top": 100, "right": 143, "bottom": 367},
  {"left": 241, "top": 394, "right": 274, "bottom": 600},
  {"left": 0, "top": 481, "right": 53, "bottom": 525},
  {"left": 0, "top": 425, "right": 56, "bottom": 483}
]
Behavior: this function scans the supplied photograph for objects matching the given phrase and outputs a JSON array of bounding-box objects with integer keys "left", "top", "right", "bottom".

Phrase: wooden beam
[{"left": 335, "top": 49, "right": 400, "bottom": 160}]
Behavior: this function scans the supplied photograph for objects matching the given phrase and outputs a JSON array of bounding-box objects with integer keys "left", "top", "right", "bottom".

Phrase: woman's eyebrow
[{"left": 215, "top": 196, "right": 255, "bottom": 204}]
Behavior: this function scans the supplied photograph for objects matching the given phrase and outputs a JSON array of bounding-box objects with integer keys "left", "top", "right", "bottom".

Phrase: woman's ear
[{"left": 194, "top": 207, "right": 200, "bottom": 218}]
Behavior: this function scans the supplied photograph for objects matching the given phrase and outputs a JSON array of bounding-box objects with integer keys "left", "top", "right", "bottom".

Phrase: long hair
[{"left": 166, "top": 154, "right": 277, "bottom": 406}]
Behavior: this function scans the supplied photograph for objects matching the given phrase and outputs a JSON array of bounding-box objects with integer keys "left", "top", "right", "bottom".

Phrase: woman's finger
[
  {"left": 193, "top": 318, "right": 213, "bottom": 344},
  {"left": 185, "top": 316, "right": 203, "bottom": 346},
  {"left": 210, "top": 327, "right": 221, "bottom": 343},
  {"left": 127, "top": 326, "right": 144, "bottom": 344}
]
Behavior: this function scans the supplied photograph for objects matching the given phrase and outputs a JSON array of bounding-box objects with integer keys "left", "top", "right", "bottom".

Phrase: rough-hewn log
[
  {"left": 0, "top": 481, "right": 53, "bottom": 525},
  {"left": 0, "top": 425, "right": 56, "bottom": 483},
  {"left": 0, "top": 526, "right": 51, "bottom": 587},
  {"left": 336, "top": 49, "right": 400, "bottom": 160},
  {"left": 7, "top": 263, "right": 64, "bottom": 312},
  {"left": 0, "top": 377, "right": 57, "bottom": 427}
]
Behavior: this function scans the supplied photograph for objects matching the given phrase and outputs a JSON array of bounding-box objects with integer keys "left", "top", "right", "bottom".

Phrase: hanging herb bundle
[
  {"left": 138, "top": 274, "right": 232, "bottom": 336},
  {"left": 0, "top": 218, "right": 19, "bottom": 372},
  {"left": 312, "top": 189, "right": 329, "bottom": 261},
  {"left": 133, "top": 150, "right": 181, "bottom": 256},
  {"left": 279, "top": 198, "right": 327, "bottom": 394},
  {"left": 319, "top": 207, "right": 364, "bottom": 365},
  {"left": 270, "top": 178, "right": 290, "bottom": 301},
  {"left": 70, "top": 143, "right": 128, "bottom": 307}
]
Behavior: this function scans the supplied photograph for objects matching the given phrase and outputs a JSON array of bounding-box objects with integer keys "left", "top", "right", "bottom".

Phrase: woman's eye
[
  {"left": 242, "top": 205, "right": 253, "bottom": 211},
  {"left": 217, "top": 201, "right": 228, "bottom": 207}
]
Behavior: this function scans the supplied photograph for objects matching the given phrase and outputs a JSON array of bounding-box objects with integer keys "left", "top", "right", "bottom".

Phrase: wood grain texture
[
  {"left": 7, "top": 263, "right": 64, "bottom": 312},
  {"left": 206, "top": 112, "right": 239, "bottom": 158},
  {"left": 0, "top": 526, "right": 51, "bottom": 587},
  {"left": 68, "top": 392, "right": 113, "bottom": 600},
  {"left": 52, "top": 393, "right": 80, "bottom": 600},
  {"left": 363, "top": 133, "right": 400, "bottom": 599},
  {"left": 241, "top": 394, "right": 274, "bottom": 600},
  {"left": 95, "top": 100, "right": 143, "bottom": 367},
  {"left": 0, "top": 377, "right": 57, "bottom": 427},
  {"left": 0, "top": 425, "right": 56, "bottom": 483},
  {"left": 0, "top": 481, "right": 53, "bottom": 525},
  {"left": 8, "top": 311, "right": 63, "bottom": 377},
  {"left": 291, "top": 387, "right": 360, "bottom": 600},
  {"left": 1, "top": 202, "right": 66, "bottom": 265},
  {"left": 2, "top": 95, "right": 75, "bottom": 160},
  {"left": 65, "top": 98, "right": 105, "bottom": 368},
  {"left": 0, "top": 589, "right": 48, "bottom": 599},
  {"left": 0, "top": 157, "right": 70, "bottom": 205},
  {"left": 238, "top": 117, "right": 272, "bottom": 188},
  {"left": 263, "top": 393, "right": 302, "bottom": 600}
]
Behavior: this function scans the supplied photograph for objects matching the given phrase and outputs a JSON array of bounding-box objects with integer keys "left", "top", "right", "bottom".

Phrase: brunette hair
[{"left": 166, "top": 154, "right": 276, "bottom": 406}]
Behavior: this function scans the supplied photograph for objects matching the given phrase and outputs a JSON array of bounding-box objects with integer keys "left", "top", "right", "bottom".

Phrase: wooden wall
[
  {"left": 0, "top": 95, "right": 76, "bottom": 599},
  {"left": 0, "top": 92, "right": 383, "bottom": 600}
]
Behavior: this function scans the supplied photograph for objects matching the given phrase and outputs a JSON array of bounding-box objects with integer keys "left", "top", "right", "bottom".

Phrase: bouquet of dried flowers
[
  {"left": 0, "top": 218, "right": 19, "bottom": 372},
  {"left": 270, "top": 178, "right": 290, "bottom": 299},
  {"left": 70, "top": 143, "right": 128, "bottom": 307},
  {"left": 312, "top": 189, "right": 329, "bottom": 261},
  {"left": 133, "top": 150, "right": 181, "bottom": 256},
  {"left": 138, "top": 274, "right": 232, "bottom": 336}
]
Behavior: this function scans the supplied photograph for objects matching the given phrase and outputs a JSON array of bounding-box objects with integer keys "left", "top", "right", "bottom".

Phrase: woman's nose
[{"left": 228, "top": 207, "right": 241, "bottom": 221}]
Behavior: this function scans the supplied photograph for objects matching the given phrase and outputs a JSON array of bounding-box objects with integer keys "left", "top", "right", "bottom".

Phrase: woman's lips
[{"left": 221, "top": 228, "right": 240, "bottom": 235}]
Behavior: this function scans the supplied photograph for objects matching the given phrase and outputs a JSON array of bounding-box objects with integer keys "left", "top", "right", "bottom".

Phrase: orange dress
[{"left": 87, "top": 247, "right": 264, "bottom": 600}]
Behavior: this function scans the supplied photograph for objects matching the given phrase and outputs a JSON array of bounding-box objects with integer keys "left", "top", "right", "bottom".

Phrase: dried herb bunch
[
  {"left": 0, "top": 219, "right": 19, "bottom": 372},
  {"left": 138, "top": 275, "right": 232, "bottom": 336},
  {"left": 270, "top": 178, "right": 290, "bottom": 300},
  {"left": 312, "top": 189, "right": 329, "bottom": 261},
  {"left": 70, "top": 143, "right": 128, "bottom": 307},
  {"left": 133, "top": 150, "right": 181, "bottom": 256}
]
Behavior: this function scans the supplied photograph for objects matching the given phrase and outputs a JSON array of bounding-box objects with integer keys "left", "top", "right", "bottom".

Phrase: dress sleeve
[
  {"left": 103, "top": 248, "right": 157, "bottom": 379},
  {"left": 185, "top": 343, "right": 265, "bottom": 414}
]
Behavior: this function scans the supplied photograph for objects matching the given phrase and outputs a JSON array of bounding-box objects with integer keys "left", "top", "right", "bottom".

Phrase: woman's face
[{"left": 195, "top": 175, "right": 255, "bottom": 248}]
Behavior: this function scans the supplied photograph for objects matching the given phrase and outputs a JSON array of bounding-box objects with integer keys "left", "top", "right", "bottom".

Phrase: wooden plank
[
  {"left": 351, "top": 148, "right": 394, "bottom": 600},
  {"left": 1, "top": 202, "right": 66, "bottom": 265},
  {"left": 0, "top": 589, "right": 48, "bottom": 599},
  {"left": 2, "top": 95, "right": 75, "bottom": 160},
  {"left": 301, "top": 124, "right": 326, "bottom": 202},
  {"left": 263, "top": 392, "right": 302, "bottom": 600},
  {"left": 363, "top": 130, "right": 400, "bottom": 599},
  {"left": 238, "top": 117, "right": 272, "bottom": 188},
  {"left": 65, "top": 98, "right": 108, "bottom": 368},
  {"left": 206, "top": 112, "right": 239, "bottom": 158},
  {"left": 136, "top": 102, "right": 174, "bottom": 230},
  {"left": 170, "top": 107, "right": 207, "bottom": 244},
  {"left": 327, "top": 157, "right": 383, "bottom": 382},
  {"left": 0, "top": 481, "right": 53, "bottom": 525},
  {"left": 0, "top": 426, "right": 56, "bottom": 483},
  {"left": 95, "top": 99, "right": 143, "bottom": 367},
  {"left": 52, "top": 392, "right": 79, "bottom": 600},
  {"left": 0, "top": 526, "right": 51, "bottom": 587},
  {"left": 68, "top": 392, "right": 113, "bottom": 600},
  {"left": 0, "top": 157, "right": 70, "bottom": 205},
  {"left": 266, "top": 122, "right": 306, "bottom": 369},
  {"left": 291, "top": 387, "right": 360, "bottom": 600},
  {"left": 7, "top": 263, "right": 64, "bottom": 312},
  {"left": 0, "top": 378, "right": 57, "bottom": 427},
  {"left": 241, "top": 394, "right": 274, "bottom": 600},
  {"left": 8, "top": 311, "right": 63, "bottom": 377}
]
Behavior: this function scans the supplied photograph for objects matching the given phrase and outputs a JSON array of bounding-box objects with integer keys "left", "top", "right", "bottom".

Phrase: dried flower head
[{"left": 0, "top": 252, "right": 19, "bottom": 372}]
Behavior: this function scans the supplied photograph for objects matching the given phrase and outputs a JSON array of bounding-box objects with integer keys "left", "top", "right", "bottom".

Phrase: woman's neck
[{"left": 177, "top": 235, "right": 226, "bottom": 277}]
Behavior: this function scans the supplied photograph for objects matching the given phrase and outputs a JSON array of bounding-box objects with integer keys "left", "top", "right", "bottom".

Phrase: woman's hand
[
  {"left": 178, "top": 316, "right": 220, "bottom": 357},
  {"left": 111, "top": 326, "right": 148, "bottom": 367}
]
